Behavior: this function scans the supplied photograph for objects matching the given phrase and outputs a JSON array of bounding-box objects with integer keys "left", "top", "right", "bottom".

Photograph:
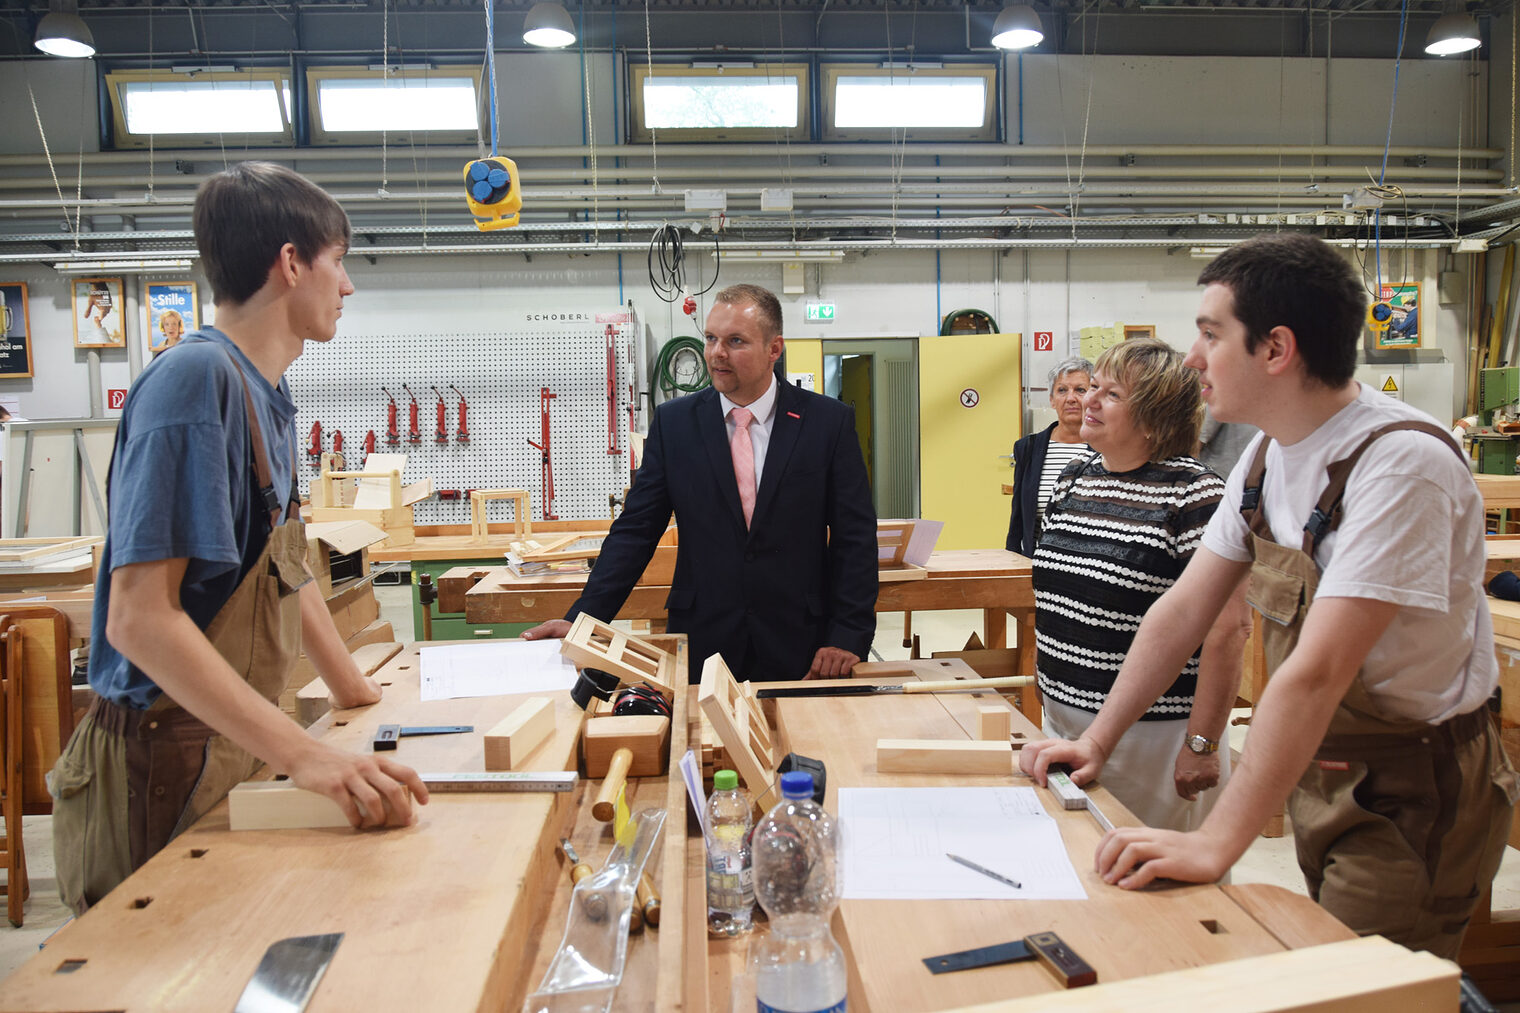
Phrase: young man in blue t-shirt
[{"left": 51, "top": 162, "right": 428, "bottom": 913}]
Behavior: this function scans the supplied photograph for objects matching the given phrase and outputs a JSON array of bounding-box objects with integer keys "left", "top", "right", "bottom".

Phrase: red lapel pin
[{"left": 786, "top": 411, "right": 801, "bottom": 419}]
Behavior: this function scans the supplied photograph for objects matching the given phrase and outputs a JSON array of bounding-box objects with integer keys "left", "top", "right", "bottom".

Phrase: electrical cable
[
  {"left": 1372, "top": 0, "right": 1411, "bottom": 296},
  {"left": 652, "top": 334, "right": 709, "bottom": 400},
  {"left": 648, "top": 224, "right": 719, "bottom": 304}
]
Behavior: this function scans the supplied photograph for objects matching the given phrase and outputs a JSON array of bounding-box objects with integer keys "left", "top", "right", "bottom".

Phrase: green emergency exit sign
[{"left": 805, "top": 303, "right": 837, "bottom": 322}]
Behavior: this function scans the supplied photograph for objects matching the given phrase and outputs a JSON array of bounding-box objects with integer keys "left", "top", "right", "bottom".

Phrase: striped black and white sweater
[{"left": 1032, "top": 451, "right": 1225, "bottom": 720}]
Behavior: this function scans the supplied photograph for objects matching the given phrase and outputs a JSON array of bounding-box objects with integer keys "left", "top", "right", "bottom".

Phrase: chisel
[{"left": 756, "top": 676, "right": 1032, "bottom": 699}]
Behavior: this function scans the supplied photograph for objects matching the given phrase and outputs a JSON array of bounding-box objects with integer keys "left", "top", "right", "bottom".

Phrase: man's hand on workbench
[
  {"left": 805, "top": 647, "right": 859, "bottom": 680},
  {"left": 522, "top": 619, "right": 571, "bottom": 641},
  {"left": 1172, "top": 747, "right": 1220, "bottom": 801},
  {"left": 289, "top": 743, "right": 430, "bottom": 829},
  {"left": 327, "top": 674, "right": 383, "bottom": 710},
  {"left": 1094, "top": 826, "right": 1231, "bottom": 889},
  {"left": 1018, "top": 735, "right": 1107, "bottom": 787}
]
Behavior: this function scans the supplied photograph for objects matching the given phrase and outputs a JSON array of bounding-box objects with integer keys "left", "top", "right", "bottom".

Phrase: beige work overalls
[
  {"left": 1242, "top": 420, "right": 1517, "bottom": 959},
  {"left": 50, "top": 361, "right": 307, "bottom": 914}
]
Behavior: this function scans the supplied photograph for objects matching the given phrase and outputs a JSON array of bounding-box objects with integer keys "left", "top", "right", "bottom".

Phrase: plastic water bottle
[
  {"left": 706, "top": 769, "right": 754, "bottom": 936},
  {"left": 750, "top": 771, "right": 846, "bottom": 1013}
]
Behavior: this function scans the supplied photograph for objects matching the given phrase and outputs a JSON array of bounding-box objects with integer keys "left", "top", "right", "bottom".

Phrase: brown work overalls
[
  {"left": 50, "top": 360, "right": 307, "bottom": 914},
  {"left": 1241, "top": 420, "right": 1517, "bottom": 959}
]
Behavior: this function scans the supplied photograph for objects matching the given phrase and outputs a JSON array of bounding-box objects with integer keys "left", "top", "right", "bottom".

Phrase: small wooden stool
[{"left": 470, "top": 489, "right": 531, "bottom": 541}]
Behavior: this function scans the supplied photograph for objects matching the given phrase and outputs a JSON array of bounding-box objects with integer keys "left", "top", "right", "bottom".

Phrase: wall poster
[
  {"left": 1375, "top": 282, "right": 1420, "bottom": 349},
  {"left": 72, "top": 277, "right": 127, "bottom": 348},
  {"left": 146, "top": 281, "right": 198, "bottom": 356},
  {"left": 0, "top": 284, "right": 32, "bottom": 378}
]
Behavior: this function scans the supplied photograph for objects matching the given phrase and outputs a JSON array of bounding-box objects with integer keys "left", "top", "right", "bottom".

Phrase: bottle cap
[
  {"left": 779, "top": 770, "right": 813, "bottom": 799},
  {"left": 713, "top": 769, "right": 738, "bottom": 791}
]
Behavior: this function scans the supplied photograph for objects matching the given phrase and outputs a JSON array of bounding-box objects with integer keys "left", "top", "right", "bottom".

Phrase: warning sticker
[{"left": 1380, "top": 376, "right": 1399, "bottom": 393}]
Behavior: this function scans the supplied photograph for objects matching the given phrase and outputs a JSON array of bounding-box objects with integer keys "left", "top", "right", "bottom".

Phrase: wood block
[
  {"left": 876, "top": 738, "right": 1013, "bottom": 775},
  {"left": 484, "top": 696, "right": 557, "bottom": 771},
  {"left": 227, "top": 780, "right": 410, "bottom": 830},
  {"left": 976, "top": 705, "right": 1011, "bottom": 742},
  {"left": 582, "top": 714, "right": 670, "bottom": 777}
]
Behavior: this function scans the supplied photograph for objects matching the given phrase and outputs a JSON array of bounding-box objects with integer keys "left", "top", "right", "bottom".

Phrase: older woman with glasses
[
  {"left": 1029, "top": 337, "right": 1243, "bottom": 832},
  {"left": 1006, "top": 357, "right": 1093, "bottom": 557}
]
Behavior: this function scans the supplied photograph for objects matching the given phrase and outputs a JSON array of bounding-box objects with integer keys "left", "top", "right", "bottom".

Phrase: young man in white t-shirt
[{"left": 1021, "top": 233, "right": 1516, "bottom": 958}]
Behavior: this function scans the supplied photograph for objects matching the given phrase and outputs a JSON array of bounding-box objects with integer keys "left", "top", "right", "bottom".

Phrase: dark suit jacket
[
  {"left": 568, "top": 382, "right": 878, "bottom": 682},
  {"left": 1005, "top": 422, "right": 1057, "bottom": 557}
]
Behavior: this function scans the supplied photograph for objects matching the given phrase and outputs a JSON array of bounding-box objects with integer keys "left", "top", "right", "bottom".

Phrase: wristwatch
[{"left": 1184, "top": 734, "right": 1219, "bottom": 755}]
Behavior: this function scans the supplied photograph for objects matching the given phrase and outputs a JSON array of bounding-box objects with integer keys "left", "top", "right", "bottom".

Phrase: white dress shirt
[{"left": 719, "top": 375, "right": 779, "bottom": 487}]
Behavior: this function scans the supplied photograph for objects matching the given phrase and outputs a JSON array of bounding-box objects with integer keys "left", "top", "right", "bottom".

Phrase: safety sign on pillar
[{"left": 1034, "top": 332, "right": 1054, "bottom": 352}]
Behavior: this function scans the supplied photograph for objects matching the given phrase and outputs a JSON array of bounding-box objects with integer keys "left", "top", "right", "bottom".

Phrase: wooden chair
[{"left": 0, "top": 617, "right": 26, "bottom": 926}]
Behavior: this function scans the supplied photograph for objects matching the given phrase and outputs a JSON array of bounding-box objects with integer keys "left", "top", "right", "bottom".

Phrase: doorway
[{"left": 822, "top": 338, "right": 918, "bottom": 519}]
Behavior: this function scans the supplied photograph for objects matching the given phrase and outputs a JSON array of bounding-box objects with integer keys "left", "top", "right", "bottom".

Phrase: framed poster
[
  {"left": 72, "top": 277, "right": 126, "bottom": 349},
  {"left": 146, "top": 281, "right": 198, "bottom": 356},
  {"left": 1376, "top": 282, "right": 1420, "bottom": 349},
  {"left": 0, "top": 284, "right": 32, "bottom": 378}
]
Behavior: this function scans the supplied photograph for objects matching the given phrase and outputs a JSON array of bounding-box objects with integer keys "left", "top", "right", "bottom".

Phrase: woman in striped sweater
[{"left": 1032, "top": 337, "right": 1243, "bottom": 832}]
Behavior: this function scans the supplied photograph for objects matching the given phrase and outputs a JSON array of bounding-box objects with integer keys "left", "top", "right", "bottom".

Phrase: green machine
[{"left": 1473, "top": 366, "right": 1520, "bottom": 475}]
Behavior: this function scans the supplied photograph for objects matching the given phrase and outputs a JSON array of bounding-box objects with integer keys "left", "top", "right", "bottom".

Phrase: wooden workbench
[
  {"left": 0, "top": 639, "right": 692, "bottom": 1011},
  {"left": 443, "top": 547, "right": 1035, "bottom": 663},
  {"left": 681, "top": 660, "right": 1428, "bottom": 1012},
  {"left": 0, "top": 647, "right": 1456, "bottom": 1011}
]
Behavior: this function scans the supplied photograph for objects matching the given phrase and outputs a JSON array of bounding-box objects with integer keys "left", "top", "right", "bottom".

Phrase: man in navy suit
[{"left": 524, "top": 284, "right": 877, "bottom": 682}]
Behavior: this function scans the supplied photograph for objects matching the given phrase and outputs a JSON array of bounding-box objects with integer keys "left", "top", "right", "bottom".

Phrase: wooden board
[
  {"left": 0, "top": 640, "right": 594, "bottom": 1012},
  {"left": 876, "top": 738, "right": 1014, "bottom": 774},
  {"left": 483, "top": 696, "right": 556, "bottom": 771}
]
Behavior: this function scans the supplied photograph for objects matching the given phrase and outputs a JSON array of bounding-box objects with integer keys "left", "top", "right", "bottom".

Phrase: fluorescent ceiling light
[
  {"left": 717, "top": 250, "right": 847, "bottom": 263},
  {"left": 991, "top": 5, "right": 1044, "bottom": 51},
  {"left": 1425, "top": 10, "right": 1481, "bottom": 55},
  {"left": 34, "top": 7, "right": 95, "bottom": 58},
  {"left": 54, "top": 259, "right": 194, "bottom": 275},
  {"left": 523, "top": 2, "right": 575, "bottom": 48}
]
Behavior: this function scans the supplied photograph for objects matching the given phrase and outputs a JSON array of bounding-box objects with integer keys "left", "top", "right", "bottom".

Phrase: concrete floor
[{"left": 0, "top": 586, "right": 1515, "bottom": 1000}]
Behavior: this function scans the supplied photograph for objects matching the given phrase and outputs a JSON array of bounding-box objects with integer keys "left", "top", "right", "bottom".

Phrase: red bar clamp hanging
[
  {"left": 381, "top": 388, "right": 401, "bottom": 446},
  {"left": 401, "top": 384, "right": 422, "bottom": 444},
  {"left": 606, "top": 324, "right": 619, "bottom": 456},
  {"left": 450, "top": 384, "right": 470, "bottom": 444},
  {"left": 306, "top": 420, "right": 323, "bottom": 468},
  {"left": 431, "top": 386, "right": 449, "bottom": 444},
  {"left": 527, "top": 387, "right": 558, "bottom": 520}
]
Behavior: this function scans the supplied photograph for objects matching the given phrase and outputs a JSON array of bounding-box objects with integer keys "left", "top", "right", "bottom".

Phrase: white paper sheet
[
  {"left": 837, "top": 786, "right": 1088, "bottom": 901},
  {"left": 418, "top": 640, "right": 579, "bottom": 701}
]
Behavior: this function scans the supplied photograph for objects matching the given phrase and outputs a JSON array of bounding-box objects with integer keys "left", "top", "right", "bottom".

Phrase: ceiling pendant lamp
[
  {"left": 523, "top": 2, "right": 576, "bottom": 49},
  {"left": 34, "top": 0, "right": 95, "bottom": 58},
  {"left": 1425, "top": 7, "right": 1481, "bottom": 55},
  {"left": 991, "top": 4, "right": 1044, "bottom": 51}
]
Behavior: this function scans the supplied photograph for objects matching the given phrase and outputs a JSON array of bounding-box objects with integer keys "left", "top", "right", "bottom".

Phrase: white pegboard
[{"left": 286, "top": 311, "right": 640, "bottom": 526}]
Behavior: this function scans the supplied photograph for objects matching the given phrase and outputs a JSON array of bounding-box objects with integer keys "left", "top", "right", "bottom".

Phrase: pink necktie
[{"left": 730, "top": 407, "right": 756, "bottom": 528}]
